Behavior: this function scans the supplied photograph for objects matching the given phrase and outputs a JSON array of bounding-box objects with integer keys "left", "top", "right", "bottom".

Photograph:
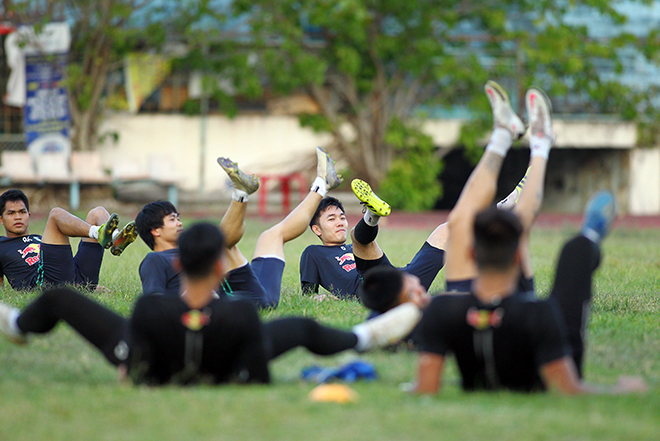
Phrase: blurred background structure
[{"left": 1, "top": 0, "right": 660, "bottom": 215}]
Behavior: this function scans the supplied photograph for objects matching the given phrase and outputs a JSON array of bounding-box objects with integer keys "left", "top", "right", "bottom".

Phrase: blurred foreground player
[
  {"left": 411, "top": 83, "right": 646, "bottom": 395},
  {"left": 0, "top": 222, "right": 421, "bottom": 385}
]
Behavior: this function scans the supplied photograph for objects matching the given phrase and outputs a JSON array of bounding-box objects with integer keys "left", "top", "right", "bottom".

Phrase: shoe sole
[
  {"left": 317, "top": 147, "right": 342, "bottom": 190},
  {"left": 485, "top": 80, "right": 525, "bottom": 139},
  {"left": 485, "top": 80, "right": 510, "bottom": 104},
  {"left": 516, "top": 166, "right": 530, "bottom": 193},
  {"left": 525, "top": 87, "right": 554, "bottom": 139},
  {"left": 351, "top": 179, "right": 391, "bottom": 217},
  {"left": 111, "top": 222, "right": 138, "bottom": 256},
  {"left": 217, "top": 157, "right": 260, "bottom": 194},
  {"left": 99, "top": 213, "right": 119, "bottom": 249}
]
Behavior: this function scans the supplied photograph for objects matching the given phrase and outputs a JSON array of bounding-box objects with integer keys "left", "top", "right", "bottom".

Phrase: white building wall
[
  {"left": 98, "top": 113, "right": 659, "bottom": 214},
  {"left": 98, "top": 114, "right": 332, "bottom": 192},
  {"left": 629, "top": 148, "right": 660, "bottom": 214}
]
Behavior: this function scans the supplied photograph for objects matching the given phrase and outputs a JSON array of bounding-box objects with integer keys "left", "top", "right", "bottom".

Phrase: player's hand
[{"left": 614, "top": 376, "right": 647, "bottom": 393}]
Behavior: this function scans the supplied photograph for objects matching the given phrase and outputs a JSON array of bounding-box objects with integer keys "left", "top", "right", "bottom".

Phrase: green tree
[
  {"left": 4, "top": 0, "right": 164, "bottom": 150},
  {"left": 230, "top": 0, "right": 660, "bottom": 203}
]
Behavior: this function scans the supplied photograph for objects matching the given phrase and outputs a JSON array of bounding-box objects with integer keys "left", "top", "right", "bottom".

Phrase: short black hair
[
  {"left": 178, "top": 222, "right": 225, "bottom": 280},
  {"left": 136, "top": 201, "right": 178, "bottom": 250},
  {"left": 0, "top": 189, "right": 29, "bottom": 215},
  {"left": 358, "top": 266, "right": 405, "bottom": 313},
  {"left": 473, "top": 206, "right": 523, "bottom": 271},
  {"left": 309, "top": 196, "right": 345, "bottom": 228}
]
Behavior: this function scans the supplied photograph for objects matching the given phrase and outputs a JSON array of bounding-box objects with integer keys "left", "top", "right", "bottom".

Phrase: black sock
[{"left": 354, "top": 218, "right": 378, "bottom": 244}]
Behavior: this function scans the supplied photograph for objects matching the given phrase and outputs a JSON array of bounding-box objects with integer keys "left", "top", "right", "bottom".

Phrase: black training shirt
[{"left": 419, "top": 292, "right": 571, "bottom": 392}]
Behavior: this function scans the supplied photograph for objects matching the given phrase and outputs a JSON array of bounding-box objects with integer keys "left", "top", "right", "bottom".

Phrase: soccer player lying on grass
[
  {"left": 394, "top": 82, "right": 644, "bottom": 394},
  {"left": 0, "top": 189, "right": 137, "bottom": 290},
  {"left": 136, "top": 146, "right": 343, "bottom": 309},
  {"left": 0, "top": 222, "right": 422, "bottom": 386},
  {"left": 300, "top": 189, "right": 447, "bottom": 300}
]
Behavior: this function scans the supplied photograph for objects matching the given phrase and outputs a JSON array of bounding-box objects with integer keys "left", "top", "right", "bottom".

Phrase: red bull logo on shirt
[
  {"left": 17, "top": 243, "right": 41, "bottom": 266},
  {"left": 335, "top": 252, "right": 356, "bottom": 272}
]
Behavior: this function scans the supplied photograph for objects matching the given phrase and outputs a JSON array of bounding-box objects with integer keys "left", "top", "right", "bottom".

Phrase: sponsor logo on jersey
[
  {"left": 17, "top": 243, "right": 41, "bottom": 266},
  {"left": 466, "top": 307, "right": 504, "bottom": 330},
  {"left": 335, "top": 252, "right": 355, "bottom": 273},
  {"left": 181, "top": 309, "right": 211, "bottom": 331},
  {"left": 335, "top": 252, "right": 354, "bottom": 266}
]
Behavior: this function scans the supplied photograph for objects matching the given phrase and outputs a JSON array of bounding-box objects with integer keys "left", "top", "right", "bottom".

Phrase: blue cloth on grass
[{"left": 301, "top": 360, "right": 377, "bottom": 383}]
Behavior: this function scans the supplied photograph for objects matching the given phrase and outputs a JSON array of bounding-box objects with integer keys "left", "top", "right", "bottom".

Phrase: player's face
[
  {"left": 155, "top": 212, "right": 183, "bottom": 246},
  {"left": 401, "top": 273, "right": 430, "bottom": 309},
  {"left": 0, "top": 200, "right": 30, "bottom": 237},
  {"left": 314, "top": 205, "right": 348, "bottom": 246}
]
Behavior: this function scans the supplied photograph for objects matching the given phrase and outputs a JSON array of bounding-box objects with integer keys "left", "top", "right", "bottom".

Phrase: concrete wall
[
  {"left": 99, "top": 114, "right": 332, "bottom": 192},
  {"left": 629, "top": 148, "right": 660, "bottom": 214},
  {"left": 98, "top": 113, "right": 660, "bottom": 214},
  {"left": 423, "top": 118, "right": 637, "bottom": 148}
]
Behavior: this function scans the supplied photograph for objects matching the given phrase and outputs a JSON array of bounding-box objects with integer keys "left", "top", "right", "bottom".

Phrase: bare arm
[
  {"left": 413, "top": 352, "right": 446, "bottom": 394},
  {"left": 541, "top": 356, "right": 647, "bottom": 395}
]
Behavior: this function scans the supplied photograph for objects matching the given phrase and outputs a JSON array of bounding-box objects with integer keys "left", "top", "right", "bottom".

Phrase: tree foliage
[{"left": 230, "top": 0, "right": 660, "bottom": 204}]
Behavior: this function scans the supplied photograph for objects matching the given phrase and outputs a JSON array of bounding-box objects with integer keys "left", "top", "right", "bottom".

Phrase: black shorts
[
  {"left": 224, "top": 257, "right": 285, "bottom": 308},
  {"left": 355, "top": 242, "right": 445, "bottom": 291},
  {"left": 38, "top": 241, "right": 104, "bottom": 288}
]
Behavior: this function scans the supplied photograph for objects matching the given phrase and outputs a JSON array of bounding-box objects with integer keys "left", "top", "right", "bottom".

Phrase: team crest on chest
[
  {"left": 466, "top": 307, "right": 504, "bottom": 330},
  {"left": 181, "top": 310, "right": 211, "bottom": 331}
]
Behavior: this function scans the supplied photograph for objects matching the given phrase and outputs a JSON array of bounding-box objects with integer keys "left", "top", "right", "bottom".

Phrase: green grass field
[{"left": 1, "top": 216, "right": 659, "bottom": 441}]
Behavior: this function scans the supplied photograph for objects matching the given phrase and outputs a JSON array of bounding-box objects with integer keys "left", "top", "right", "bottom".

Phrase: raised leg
[{"left": 43, "top": 206, "right": 109, "bottom": 245}]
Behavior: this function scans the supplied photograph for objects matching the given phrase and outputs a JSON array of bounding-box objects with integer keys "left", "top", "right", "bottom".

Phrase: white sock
[
  {"left": 351, "top": 323, "right": 372, "bottom": 352},
  {"left": 485, "top": 128, "right": 513, "bottom": 157},
  {"left": 88, "top": 225, "right": 100, "bottom": 240},
  {"left": 8, "top": 309, "right": 22, "bottom": 335},
  {"left": 112, "top": 229, "right": 120, "bottom": 241},
  {"left": 582, "top": 228, "right": 601, "bottom": 244},
  {"left": 530, "top": 135, "right": 552, "bottom": 160},
  {"left": 311, "top": 176, "right": 328, "bottom": 197},
  {"left": 232, "top": 189, "right": 250, "bottom": 202},
  {"left": 363, "top": 210, "right": 380, "bottom": 227}
]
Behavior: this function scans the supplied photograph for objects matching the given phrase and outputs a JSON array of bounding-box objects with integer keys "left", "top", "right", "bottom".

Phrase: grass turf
[{"left": 1, "top": 216, "right": 659, "bottom": 440}]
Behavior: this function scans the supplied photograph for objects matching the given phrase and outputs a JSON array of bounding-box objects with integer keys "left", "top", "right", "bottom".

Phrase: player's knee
[
  {"left": 86, "top": 206, "right": 109, "bottom": 225},
  {"left": 47, "top": 207, "right": 67, "bottom": 222},
  {"left": 257, "top": 226, "right": 283, "bottom": 246}
]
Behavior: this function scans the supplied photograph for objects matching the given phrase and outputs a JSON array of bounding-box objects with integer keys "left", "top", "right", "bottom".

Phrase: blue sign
[{"left": 23, "top": 53, "right": 71, "bottom": 155}]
